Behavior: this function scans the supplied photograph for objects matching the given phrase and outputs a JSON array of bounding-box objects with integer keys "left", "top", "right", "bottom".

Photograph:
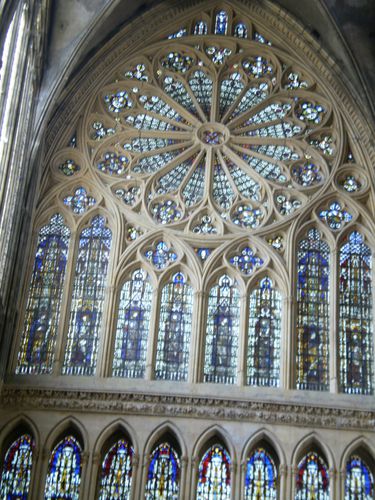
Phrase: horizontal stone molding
[{"left": 1, "top": 387, "right": 374, "bottom": 431}]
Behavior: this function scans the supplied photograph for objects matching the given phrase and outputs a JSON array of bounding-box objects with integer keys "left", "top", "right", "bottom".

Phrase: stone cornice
[{"left": 1, "top": 388, "right": 374, "bottom": 431}]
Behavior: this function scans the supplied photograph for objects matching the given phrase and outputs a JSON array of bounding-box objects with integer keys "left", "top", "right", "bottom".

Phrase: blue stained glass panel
[
  {"left": 204, "top": 275, "right": 240, "bottom": 384},
  {"left": 98, "top": 438, "right": 134, "bottom": 499},
  {"left": 145, "top": 443, "right": 180, "bottom": 499},
  {"left": 44, "top": 436, "right": 82, "bottom": 500},
  {"left": 0, "top": 434, "right": 34, "bottom": 499},
  {"left": 245, "top": 447, "right": 278, "bottom": 499},
  {"left": 339, "top": 231, "right": 373, "bottom": 395},
  {"left": 215, "top": 10, "right": 228, "bottom": 35},
  {"left": 296, "top": 229, "right": 330, "bottom": 391},
  {"left": 295, "top": 452, "right": 329, "bottom": 500},
  {"left": 63, "top": 215, "right": 112, "bottom": 375},
  {"left": 112, "top": 269, "right": 152, "bottom": 378},
  {"left": 17, "top": 214, "right": 70, "bottom": 375},
  {"left": 155, "top": 272, "right": 193, "bottom": 381},
  {"left": 345, "top": 455, "right": 374, "bottom": 499},
  {"left": 197, "top": 444, "right": 231, "bottom": 500}
]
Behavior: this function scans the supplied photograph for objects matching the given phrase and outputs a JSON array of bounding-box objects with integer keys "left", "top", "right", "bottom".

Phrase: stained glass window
[
  {"left": 0, "top": 434, "right": 34, "bottom": 498},
  {"left": 245, "top": 447, "right": 278, "bottom": 499},
  {"left": 98, "top": 438, "right": 134, "bottom": 499},
  {"left": 63, "top": 215, "right": 112, "bottom": 375},
  {"left": 296, "top": 229, "right": 330, "bottom": 391},
  {"left": 112, "top": 269, "right": 152, "bottom": 378},
  {"left": 145, "top": 442, "right": 180, "bottom": 499},
  {"left": 247, "top": 277, "right": 281, "bottom": 387},
  {"left": 204, "top": 275, "right": 240, "bottom": 384},
  {"left": 44, "top": 435, "right": 82, "bottom": 500},
  {"left": 17, "top": 214, "right": 70, "bottom": 374},
  {"left": 215, "top": 10, "right": 228, "bottom": 35},
  {"left": 295, "top": 452, "right": 329, "bottom": 500},
  {"left": 197, "top": 444, "right": 231, "bottom": 500},
  {"left": 339, "top": 231, "right": 373, "bottom": 395},
  {"left": 345, "top": 455, "right": 374, "bottom": 499},
  {"left": 155, "top": 272, "right": 193, "bottom": 381}
]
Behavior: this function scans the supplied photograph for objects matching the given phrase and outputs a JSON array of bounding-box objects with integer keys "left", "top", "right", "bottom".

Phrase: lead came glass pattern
[
  {"left": 112, "top": 269, "right": 152, "bottom": 378},
  {"left": 155, "top": 272, "right": 193, "bottom": 381},
  {"left": 339, "top": 231, "right": 373, "bottom": 395},
  {"left": 98, "top": 438, "right": 134, "bottom": 499},
  {"left": 245, "top": 447, "right": 278, "bottom": 500},
  {"left": 145, "top": 443, "right": 180, "bottom": 500},
  {"left": 0, "top": 434, "right": 34, "bottom": 498},
  {"left": 204, "top": 275, "right": 240, "bottom": 384},
  {"left": 63, "top": 215, "right": 112, "bottom": 376},
  {"left": 17, "top": 214, "right": 70, "bottom": 375},
  {"left": 295, "top": 452, "right": 330, "bottom": 500},
  {"left": 345, "top": 455, "right": 374, "bottom": 499},
  {"left": 197, "top": 444, "right": 231, "bottom": 500},
  {"left": 296, "top": 229, "right": 330, "bottom": 391},
  {"left": 44, "top": 436, "right": 82, "bottom": 500},
  {"left": 247, "top": 277, "right": 281, "bottom": 387}
]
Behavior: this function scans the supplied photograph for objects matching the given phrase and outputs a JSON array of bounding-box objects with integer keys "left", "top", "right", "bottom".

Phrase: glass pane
[
  {"left": 17, "top": 214, "right": 70, "bottom": 374},
  {"left": 63, "top": 215, "right": 112, "bottom": 375},
  {"left": 98, "top": 438, "right": 134, "bottom": 499},
  {"left": 155, "top": 272, "right": 193, "bottom": 381},
  {"left": 112, "top": 269, "right": 152, "bottom": 378},
  {"left": 44, "top": 436, "right": 82, "bottom": 500},
  {"left": 345, "top": 455, "right": 374, "bottom": 499},
  {"left": 295, "top": 452, "right": 329, "bottom": 500},
  {"left": 247, "top": 277, "right": 281, "bottom": 387},
  {"left": 145, "top": 443, "right": 180, "bottom": 499},
  {"left": 197, "top": 444, "right": 231, "bottom": 500},
  {"left": 245, "top": 447, "right": 278, "bottom": 499},
  {"left": 0, "top": 434, "right": 33, "bottom": 498},
  {"left": 296, "top": 229, "right": 330, "bottom": 391},
  {"left": 339, "top": 231, "right": 373, "bottom": 394},
  {"left": 204, "top": 275, "right": 240, "bottom": 384}
]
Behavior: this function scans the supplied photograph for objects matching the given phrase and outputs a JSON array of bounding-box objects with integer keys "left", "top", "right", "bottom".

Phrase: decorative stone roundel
[{"left": 83, "top": 29, "right": 338, "bottom": 235}]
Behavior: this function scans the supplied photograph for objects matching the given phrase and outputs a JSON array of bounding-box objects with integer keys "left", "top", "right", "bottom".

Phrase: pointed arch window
[
  {"left": 98, "top": 437, "right": 134, "bottom": 499},
  {"left": 345, "top": 454, "right": 374, "bottom": 499},
  {"left": 215, "top": 10, "right": 228, "bottom": 35},
  {"left": 204, "top": 275, "right": 240, "bottom": 384},
  {"left": 197, "top": 443, "right": 231, "bottom": 500},
  {"left": 17, "top": 214, "right": 70, "bottom": 374},
  {"left": 63, "top": 215, "right": 112, "bottom": 375},
  {"left": 194, "top": 20, "right": 208, "bottom": 35},
  {"left": 145, "top": 442, "right": 180, "bottom": 499},
  {"left": 245, "top": 446, "right": 278, "bottom": 499},
  {"left": 295, "top": 451, "right": 329, "bottom": 500},
  {"left": 155, "top": 272, "right": 193, "bottom": 381},
  {"left": 247, "top": 277, "right": 281, "bottom": 387},
  {"left": 234, "top": 22, "right": 248, "bottom": 38},
  {"left": 339, "top": 231, "right": 373, "bottom": 395},
  {"left": 0, "top": 434, "right": 34, "bottom": 498},
  {"left": 112, "top": 269, "right": 153, "bottom": 378},
  {"left": 44, "top": 435, "right": 82, "bottom": 499},
  {"left": 296, "top": 229, "right": 330, "bottom": 391}
]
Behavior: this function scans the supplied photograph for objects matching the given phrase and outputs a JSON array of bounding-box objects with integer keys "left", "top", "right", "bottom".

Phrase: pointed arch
[{"left": 341, "top": 437, "right": 375, "bottom": 500}]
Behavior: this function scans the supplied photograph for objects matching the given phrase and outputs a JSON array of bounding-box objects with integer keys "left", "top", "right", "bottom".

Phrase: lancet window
[
  {"left": 197, "top": 443, "right": 231, "bottom": 500},
  {"left": 155, "top": 272, "right": 193, "bottom": 381},
  {"left": 296, "top": 229, "right": 330, "bottom": 391},
  {"left": 17, "top": 214, "right": 70, "bottom": 375},
  {"left": 112, "top": 269, "right": 153, "bottom": 378},
  {"left": 204, "top": 275, "right": 240, "bottom": 384},
  {"left": 247, "top": 277, "right": 281, "bottom": 387},
  {"left": 244, "top": 446, "right": 278, "bottom": 499},
  {"left": 98, "top": 437, "right": 134, "bottom": 499},
  {"left": 145, "top": 442, "right": 180, "bottom": 499},
  {"left": 44, "top": 435, "right": 82, "bottom": 499},
  {"left": 295, "top": 451, "right": 329, "bottom": 500},
  {"left": 345, "top": 454, "right": 374, "bottom": 499},
  {"left": 63, "top": 215, "right": 112, "bottom": 376},
  {"left": 0, "top": 433, "right": 34, "bottom": 498}
]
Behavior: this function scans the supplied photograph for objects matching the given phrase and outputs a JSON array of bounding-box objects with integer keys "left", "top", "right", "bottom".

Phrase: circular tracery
[{"left": 78, "top": 36, "right": 337, "bottom": 234}]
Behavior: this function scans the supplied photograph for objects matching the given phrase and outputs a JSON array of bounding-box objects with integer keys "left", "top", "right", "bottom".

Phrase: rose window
[{"left": 82, "top": 37, "right": 335, "bottom": 234}]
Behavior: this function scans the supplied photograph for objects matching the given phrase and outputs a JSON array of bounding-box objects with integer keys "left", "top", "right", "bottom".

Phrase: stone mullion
[
  {"left": 329, "top": 246, "right": 339, "bottom": 393},
  {"left": 189, "top": 290, "right": 205, "bottom": 384},
  {"left": 145, "top": 287, "right": 160, "bottom": 380},
  {"left": 53, "top": 228, "right": 77, "bottom": 376},
  {"left": 239, "top": 460, "right": 246, "bottom": 500},
  {"left": 279, "top": 463, "right": 287, "bottom": 500},
  {"left": 131, "top": 453, "right": 140, "bottom": 500},
  {"left": 230, "top": 460, "right": 237, "bottom": 500},
  {"left": 329, "top": 467, "right": 337, "bottom": 500},
  {"left": 237, "top": 291, "right": 248, "bottom": 387},
  {"left": 37, "top": 447, "right": 51, "bottom": 500},
  {"left": 180, "top": 455, "right": 188, "bottom": 499},
  {"left": 195, "top": 291, "right": 209, "bottom": 383},
  {"left": 283, "top": 295, "right": 295, "bottom": 389},
  {"left": 80, "top": 451, "right": 90, "bottom": 500},
  {"left": 87, "top": 451, "right": 100, "bottom": 499},
  {"left": 289, "top": 464, "right": 297, "bottom": 499},
  {"left": 95, "top": 283, "right": 116, "bottom": 377},
  {"left": 339, "top": 468, "right": 346, "bottom": 500},
  {"left": 139, "top": 452, "right": 150, "bottom": 499},
  {"left": 29, "top": 448, "right": 40, "bottom": 500},
  {"left": 190, "top": 455, "right": 199, "bottom": 500}
]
